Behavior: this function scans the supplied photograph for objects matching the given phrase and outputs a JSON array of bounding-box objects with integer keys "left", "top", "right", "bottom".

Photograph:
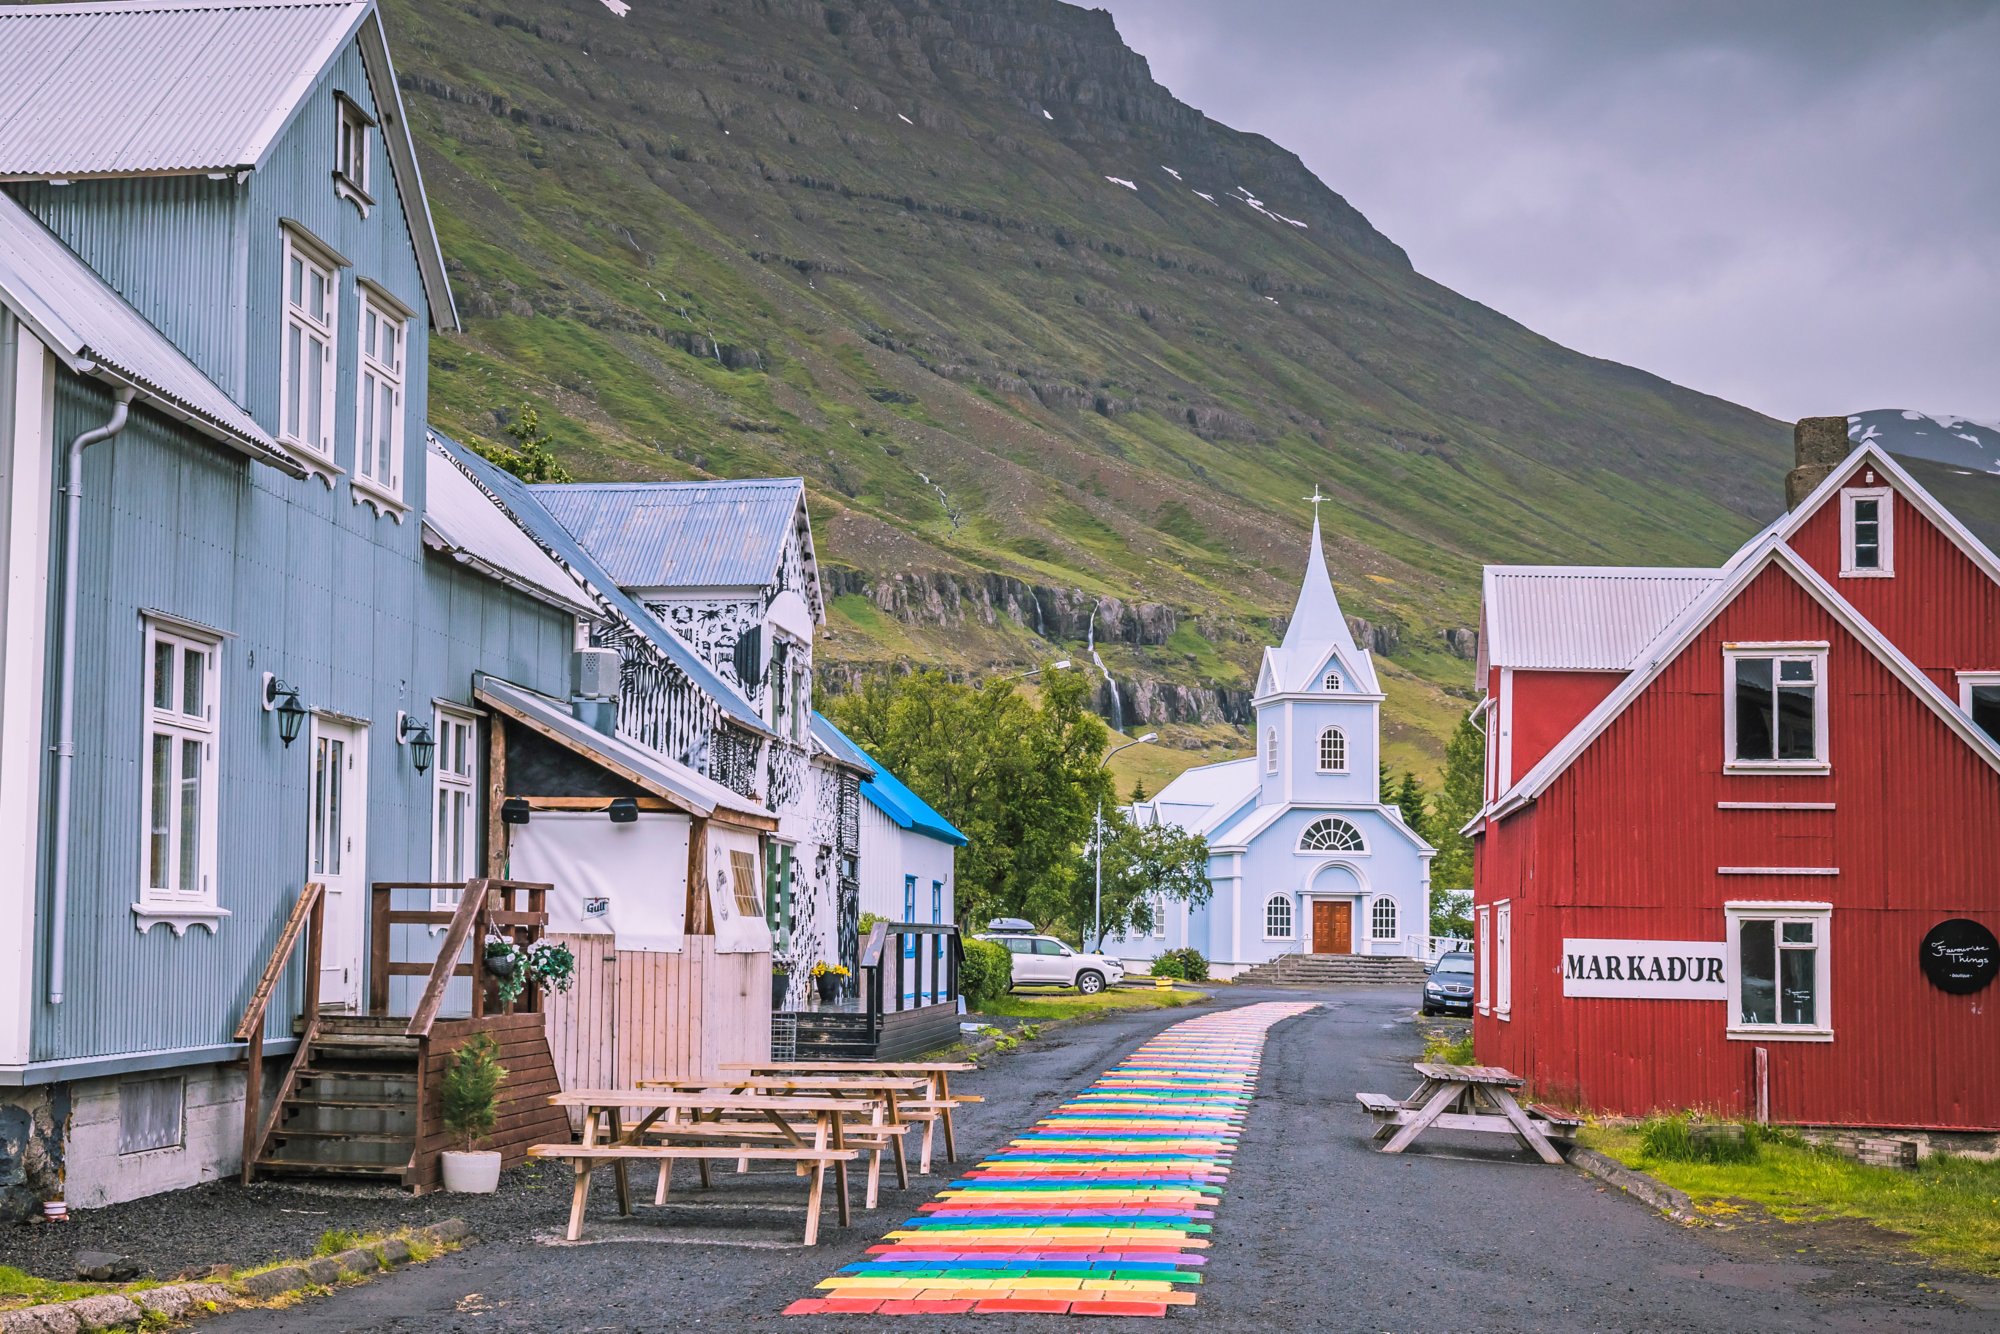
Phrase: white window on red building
[
  {"left": 1476, "top": 907, "right": 1491, "bottom": 1015},
  {"left": 1839, "top": 486, "right": 1893, "bottom": 577},
  {"left": 1960, "top": 672, "right": 2000, "bottom": 742},
  {"left": 1726, "top": 902, "right": 1832, "bottom": 1040},
  {"left": 1725, "top": 646, "right": 1828, "bottom": 772},
  {"left": 1494, "top": 901, "right": 1512, "bottom": 1020}
]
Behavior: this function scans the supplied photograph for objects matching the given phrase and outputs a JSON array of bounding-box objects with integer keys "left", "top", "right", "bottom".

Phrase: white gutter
[{"left": 48, "top": 385, "right": 134, "bottom": 1005}]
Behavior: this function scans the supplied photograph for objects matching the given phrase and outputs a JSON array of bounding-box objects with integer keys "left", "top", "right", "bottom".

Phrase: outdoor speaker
[
  {"left": 573, "top": 646, "right": 621, "bottom": 700},
  {"left": 607, "top": 797, "right": 639, "bottom": 824}
]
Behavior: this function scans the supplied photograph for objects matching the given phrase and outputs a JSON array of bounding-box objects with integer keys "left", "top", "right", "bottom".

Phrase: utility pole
[{"left": 1094, "top": 732, "right": 1157, "bottom": 949}]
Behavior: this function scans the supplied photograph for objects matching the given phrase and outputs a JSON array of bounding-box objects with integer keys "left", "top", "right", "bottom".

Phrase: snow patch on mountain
[
  {"left": 1160, "top": 165, "right": 1181, "bottom": 181},
  {"left": 1192, "top": 190, "right": 1216, "bottom": 205},
  {"left": 1106, "top": 176, "right": 1137, "bottom": 191},
  {"left": 897, "top": 113, "right": 913, "bottom": 125},
  {"left": 1850, "top": 409, "right": 2000, "bottom": 474},
  {"left": 599, "top": 0, "right": 630, "bottom": 15}
]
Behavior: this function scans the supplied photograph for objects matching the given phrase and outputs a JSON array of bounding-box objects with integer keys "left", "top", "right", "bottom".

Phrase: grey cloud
[{"left": 1098, "top": 0, "right": 2000, "bottom": 420}]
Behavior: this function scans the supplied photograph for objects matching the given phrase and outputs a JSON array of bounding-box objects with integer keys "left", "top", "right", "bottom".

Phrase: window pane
[
  {"left": 1733, "top": 657, "right": 1774, "bottom": 760},
  {"left": 148, "top": 733, "right": 172, "bottom": 890},
  {"left": 1739, "top": 919, "right": 1776, "bottom": 1025},
  {"left": 1779, "top": 946, "right": 1816, "bottom": 1025},
  {"left": 365, "top": 309, "right": 377, "bottom": 358},
  {"left": 1033, "top": 939, "right": 1064, "bottom": 955},
  {"left": 305, "top": 335, "right": 324, "bottom": 445},
  {"left": 181, "top": 647, "right": 205, "bottom": 718},
  {"left": 378, "top": 382, "right": 395, "bottom": 477},
  {"left": 436, "top": 788, "right": 450, "bottom": 880},
  {"left": 1003, "top": 938, "right": 1028, "bottom": 954},
  {"left": 285, "top": 324, "right": 302, "bottom": 438},
  {"left": 1971, "top": 685, "right": 2000, "bottom": 741},
  {"left": 308, "top": 266, "right": 326, "bottom": 322},
  {"left": 730, "top": 850, "right": 760, "bottom": 916},
  {"left": 325, "top": 739, "right": 342, "bottom": 876},
  {"left": 1778, "top": 659, "right": 1814, "bottom": 683},
  {"left": 1776, "top": 685, "right": 1817, "bottom": 759},
  {"left": 359, "top": 371, "right": 376, "bottom": 475},
  {"left": 312, "top": 739, "right": 329, "bottom": 875},
  {"left": 1781, "top": 920, "right": 1814, "bottom": 944},
  {"left": 178, "top": 737, "right": 202, "bottom": 892},
  {"left": 288, "top": 254, "right": 302, "bottom": 308},
  {"left": 152, "top": 638, "right": 174, "bottom": 711}
]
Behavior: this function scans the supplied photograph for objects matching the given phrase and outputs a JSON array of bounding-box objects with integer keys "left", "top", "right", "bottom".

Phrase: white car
[{"left": 978, "top": 932, "right": 1126, "bottom": 995}]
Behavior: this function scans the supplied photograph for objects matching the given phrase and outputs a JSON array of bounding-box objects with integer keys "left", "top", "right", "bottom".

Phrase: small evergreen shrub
[
  {"left": 1156, "top": 947, "right": 1209, "bottom": 981},
  {"left": 439, "top": 1033, "right": 507, "bottom": 1152},
  {"left": 959, "top": 938, "right": 1014, "bottom": 1006}
]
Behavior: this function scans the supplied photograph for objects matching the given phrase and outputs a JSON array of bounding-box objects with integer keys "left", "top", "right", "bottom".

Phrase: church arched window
[
  {"left": 1264, "top": 727, "right": 1279, "bottom": 774},
  {"left": 1318, "top": 727, "right": 1348, "bottom": 773},
  {"left": 1299, "top": 817, "right": 1365, "bottom": 853},
  {"left": 1265, "top": 894, "right": 1293, "bottom": 939},
  {"left": 1371, "top": 896, "right": 1399, "bottom": 940},
  {"left": 1324, "top": 669, "right": 1343, "bottom": 691}
]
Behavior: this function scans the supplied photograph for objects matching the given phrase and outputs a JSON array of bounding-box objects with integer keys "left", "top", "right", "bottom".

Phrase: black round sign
[{"left": 1920, "top": 919, "right": 1998, "bottom": 995}]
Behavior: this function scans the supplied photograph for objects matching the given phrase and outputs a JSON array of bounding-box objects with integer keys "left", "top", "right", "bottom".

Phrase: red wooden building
[{"left": 1468, "top": 419, "right": 2000, "bottom": 1129}]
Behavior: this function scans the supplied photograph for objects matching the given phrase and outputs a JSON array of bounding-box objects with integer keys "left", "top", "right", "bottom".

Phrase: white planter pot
[{"left": 441, "top": 1149, "right": 502, "bottom": 1194}]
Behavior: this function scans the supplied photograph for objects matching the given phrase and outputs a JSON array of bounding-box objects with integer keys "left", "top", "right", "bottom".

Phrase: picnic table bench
[
  {"left": 532, "top": 1090, "right": 875, "bottom": 1244},
  {"left": 721, "top": 1060, "right": 978, "bottom": 1172},
  {"left": 1356, "top": 1062, "right": 1574, "bottom": 1164}
]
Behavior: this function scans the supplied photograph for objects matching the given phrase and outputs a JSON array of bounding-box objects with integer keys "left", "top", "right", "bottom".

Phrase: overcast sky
[{"left": 1098, "top": 0, "right": 2000, "bottom": 423}]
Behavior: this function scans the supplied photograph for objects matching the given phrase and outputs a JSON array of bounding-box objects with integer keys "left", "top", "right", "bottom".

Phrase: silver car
[{"left": 978, "top": 932, "right": 1126, "bottom": 995}]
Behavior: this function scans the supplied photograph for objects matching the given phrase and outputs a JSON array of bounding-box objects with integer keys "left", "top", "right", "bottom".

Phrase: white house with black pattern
[{"left": 1117, "top": 518, "right": 1433, "bottom": 977}]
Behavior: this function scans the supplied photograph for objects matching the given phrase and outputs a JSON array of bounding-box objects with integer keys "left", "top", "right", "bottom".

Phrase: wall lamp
[
  {"left": 608, "top": 797, "right": 639, "bottom": 824},
  {"left": 396, "top": 712, "right": 436, "bottom": 774},
  {"left": 261, "top": 675, "right": 307, "bottom": 748},
  {"left": 501, "top": 798, "right": 531, "bottom": 825}
]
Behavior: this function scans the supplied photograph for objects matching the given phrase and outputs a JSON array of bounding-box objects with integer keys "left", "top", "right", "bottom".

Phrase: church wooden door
[{"left": 1311, "top": 900, "right": 1352, "bottom": 954}]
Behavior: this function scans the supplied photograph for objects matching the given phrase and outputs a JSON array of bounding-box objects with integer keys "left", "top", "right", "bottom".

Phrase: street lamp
[
  {"left": 1093, "top": 731, "right": 1158, "bottom": 950},
  {"left": 1002, "top": 658, "right": 1072, "bottom": 682}
]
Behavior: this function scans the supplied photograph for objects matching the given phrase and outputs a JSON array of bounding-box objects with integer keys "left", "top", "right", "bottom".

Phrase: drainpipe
[{"left": 48, "top": 385, "right": 135, "bottom": 1005}]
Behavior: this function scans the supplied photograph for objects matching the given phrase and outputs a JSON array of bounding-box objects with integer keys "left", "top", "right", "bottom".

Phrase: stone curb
[
  {"left": 1569, "top": 1147, "right": 1698, "bottom": 1223},
  {"left": 0, "top": 1219, "right": 473, "bottom": 1333}
]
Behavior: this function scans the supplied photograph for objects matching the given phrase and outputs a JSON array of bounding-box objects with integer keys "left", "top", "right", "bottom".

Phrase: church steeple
[{"left": 1262, "top": 498, "right": 1378, "bottom": 697}]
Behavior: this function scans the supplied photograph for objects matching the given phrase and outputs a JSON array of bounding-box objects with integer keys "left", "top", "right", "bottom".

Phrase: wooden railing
[
  {"left": 858, "top": 922, "right": 961, "bottom": 1026},
  {"left": 234, "top": 882, "right": 324, "bottom": 1185},
  {"left": 367, "top": 880, "right": 551, "bottom": 1036}
]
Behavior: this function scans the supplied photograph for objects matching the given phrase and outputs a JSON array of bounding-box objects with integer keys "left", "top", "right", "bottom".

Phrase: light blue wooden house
[
  {"left": 1114, "top": 519, "right": 1434, "bottom": 978},
  {"left": 0, "top": 0, "right": 601, "bottom": 1212}
]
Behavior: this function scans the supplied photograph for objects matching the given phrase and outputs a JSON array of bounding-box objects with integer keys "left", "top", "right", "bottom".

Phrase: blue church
[{"left": 1117, "top": 517, "right": 1434, "bottom": 977}]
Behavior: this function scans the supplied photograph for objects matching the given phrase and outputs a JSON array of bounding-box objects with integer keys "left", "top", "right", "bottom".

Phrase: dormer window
[
  {"left": 1323, "top": 670, "right": 1342, "bottom": 691},
  {"left": 334, "top": 92, "right": 375, "bottom": 212},
  {"left": 1840, "top": 485, "right": 1892, "bottom": 577}
]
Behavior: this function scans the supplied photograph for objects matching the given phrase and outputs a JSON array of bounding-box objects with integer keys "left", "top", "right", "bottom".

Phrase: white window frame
[
  {"left": 1324, "top": 669, "right": 1342, "bottom": 691},
  {"left": 1725, "top": 901, "right": 1833, "bottom": 1042},
  {"left": 1264, "top": 893, "right": 1293, "bottom": 941},
  {"left": 1298, "top": 816, "right": 1365, "bottom": 854},
  {"left": 352, "top": 285, "right": 408, "bottom": 510},
  {"left": 334, "top": 91, "right": 374, "bottom": 211},
  {"left": 1317, "top": 726, "right": 1347, "bottom": 773},
  {"left": 429, "top": 706, "right": 480, "bottom": 912},
  {"left": 1958, "top": 671, "right": 2000, "bottom": 741},
  {"left": 1494, "top": 900, "right": 1512, "bottom": 1020},
  {"left": 280, "top": 227, "right": 340, "bottom": 467},
  {"left": 1148, "top": 891, "right": 1167, "bottom": 939},
  {"left": 1264, "top": 726, "right": 1279, "bottom": 774},
  {"left": 138, "top": 617, "right": 222, "bottom": 915},
  {"left": 1839, "top": 486, "right": 1893, "bottom": 578},
  {"left": 1370, "top": 895, "right": 1397, "bottom": 941},
  {"left": 1723, "top": 644, "right": 1830, "bottom": 774},
  {"left": 1476, "top": 906, "right": 1491, "bottom": 1015}
]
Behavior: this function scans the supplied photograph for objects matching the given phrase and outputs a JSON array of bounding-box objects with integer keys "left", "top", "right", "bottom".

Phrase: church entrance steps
[{"left": 1232, "top": 954, "right": 1429, "bottom": 987}]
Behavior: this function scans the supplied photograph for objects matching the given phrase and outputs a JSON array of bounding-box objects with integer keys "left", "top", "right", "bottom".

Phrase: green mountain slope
[{"left": 387, "top": 0, "right": 1788, "bottom": 778}]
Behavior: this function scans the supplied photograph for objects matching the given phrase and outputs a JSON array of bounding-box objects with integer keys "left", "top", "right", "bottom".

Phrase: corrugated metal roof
[
  {"left": 0, "top": 1, "right": 366, "bottom": 178},
  {"left": 0, "top": 189, "right": 300, "bottom": 471},
  {"left": 807, "top": 711, "right": 877, "bottom": 778},
  {"left": 431, "top": 429, "right": 770, "bottom": 735},
  {"left": 808, "top": 711, "right": 965, "bottom": 845},
  {"left": 475, "top": 676, "right": 771, "bottom": 824},
  {"left": 421, "top": 443, "right": 597, "bottom": 617},
  {"left": 532, "top": 479, "right": 807, "bottom": 593},
  {"left": 1480, "top": 566, "right": 1722, "bottom": 672}
]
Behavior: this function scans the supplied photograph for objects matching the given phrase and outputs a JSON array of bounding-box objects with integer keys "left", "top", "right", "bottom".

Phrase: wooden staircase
[{"left": 253, "top": 1017, "right": 422, "bottom": 1182}]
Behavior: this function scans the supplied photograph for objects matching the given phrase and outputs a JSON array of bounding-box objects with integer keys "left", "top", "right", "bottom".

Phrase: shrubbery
[
  {"left": 1152, "top": 947, "right": 1209, "bottom": 982},
  {"left": 1638, "top": 1114, "right": 1783, "bottom": 1165},
  {"left": 959, "top": 938, "right": 1014, "bottom": 1007}
]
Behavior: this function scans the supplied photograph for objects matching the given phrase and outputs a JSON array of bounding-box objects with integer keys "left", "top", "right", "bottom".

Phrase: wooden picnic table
[
  {"left": 1355, "top": 1062, "right": 1573, "bottom": 1164},
  {"left": 639, "top": 1074, "right": 930, "bottom": 1204},
  {"left": 721, "top": 1060, "right": 978, "bottom": 1170},
  {"left": 533, "top": 1089, "right": 873, "bottom": 1244}
]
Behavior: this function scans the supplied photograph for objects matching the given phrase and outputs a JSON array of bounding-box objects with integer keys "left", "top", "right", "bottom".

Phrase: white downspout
[{"left": 48, "top": 385, "right": 135, "bottom": 1005}]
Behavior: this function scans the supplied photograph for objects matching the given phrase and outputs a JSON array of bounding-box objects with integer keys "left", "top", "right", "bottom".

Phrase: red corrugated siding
[
  {"left": 1789, "top": 460, "right": 2000, "bottom": 689},
  {"left": 1509, "top": 670, "right": 1624, "bottom": 777},
  {"left": 1477, "top": 562, "right": 2000, "bottom": 1128}
]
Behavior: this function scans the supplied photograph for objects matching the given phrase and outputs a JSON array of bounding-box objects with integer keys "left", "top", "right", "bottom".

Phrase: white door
[{"left": 308, "top": 717, "right": 368, "bottom": 1011}]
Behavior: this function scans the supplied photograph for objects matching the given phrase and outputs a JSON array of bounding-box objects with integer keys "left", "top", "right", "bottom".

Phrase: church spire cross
[{"left": 1303, "top": 484, "right": 1328, "bottom": 519}]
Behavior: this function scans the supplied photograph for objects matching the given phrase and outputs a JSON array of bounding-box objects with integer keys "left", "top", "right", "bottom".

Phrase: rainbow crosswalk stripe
[{"left": 786, "top": 1001, "right": 1316, "bottom": 1317}]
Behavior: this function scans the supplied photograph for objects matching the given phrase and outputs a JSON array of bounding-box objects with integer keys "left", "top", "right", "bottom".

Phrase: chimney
[
  {"left": 571, "top": 647, "right": 621, "bottom": 737},
  {"left": 1785, "top": 416, "right": 1851, "bottom": 509}
]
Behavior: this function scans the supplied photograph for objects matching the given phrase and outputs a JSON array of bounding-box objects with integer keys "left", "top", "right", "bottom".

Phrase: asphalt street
[{"left": 206, "top": 986, "right": 2000, "bottom": 1332}]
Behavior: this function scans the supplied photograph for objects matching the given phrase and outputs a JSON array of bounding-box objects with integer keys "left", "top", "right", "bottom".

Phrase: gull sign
[{"left": 1561, "top": 939, "right": 1727, "bottom": 1000}]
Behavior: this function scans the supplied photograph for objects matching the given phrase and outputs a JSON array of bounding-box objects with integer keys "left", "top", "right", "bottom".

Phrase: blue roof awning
[{"left": 811, "top": 712, "right": 966, "bottom": 847}]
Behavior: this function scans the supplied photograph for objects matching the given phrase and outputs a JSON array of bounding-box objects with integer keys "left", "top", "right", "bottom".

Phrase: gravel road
[{"left": 142, "top": 988, "right": 2000, "bottom": 1330}]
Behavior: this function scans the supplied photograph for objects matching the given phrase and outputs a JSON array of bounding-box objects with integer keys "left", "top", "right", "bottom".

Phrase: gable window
[
  {"left": 1264, "top": 894, "right": 1293, "bottom": 940},
  {"left": 354, "top": 288, "right": 407, "bottom": 506},
  {"left": 429, "top": 707, "right": 479, "bottom": 912},
  {"left": 1317, "top": 726, "right": 1348, "bottom": 773},
  {"left": 1839, "top": 487, "right": 1893, "bottom": 577},
  {"left": 333, "top": 92, "right": 374, "bottom": 210},
  {"left": 1725, "top": 646, "right": 1828, "bottom": 772},
  {"left": 280, "top": 228, "right": 339, "bottom": 465},
  {"left": 140, "top": 618, "right": 221, "bottom": 914},
  {"left": 1726, "top": 902, "right": 1832, "bottom": 1040},
  {"left": 1370, "top": 896, "right": 1398, "bottom": 941},
  {"left": 1324, "top": 670, "right": 1342, "bottom": 691},
  {"left": 1299, "top": 817, "right": 1364, "bottom": 853},
  {"left": 1264, "top": 726, "right": 1279, "bottom": 774},
  {"left": 1959, "top": 673, "right": 2000, "bottom": 742}
]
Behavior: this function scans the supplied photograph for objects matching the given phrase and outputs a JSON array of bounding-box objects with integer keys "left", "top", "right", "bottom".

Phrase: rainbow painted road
[{"left": 786, "top": 1001, "right": 1317, "bottom": 1318}]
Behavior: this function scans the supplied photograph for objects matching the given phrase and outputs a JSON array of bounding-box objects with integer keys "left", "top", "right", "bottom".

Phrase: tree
[
  {"left": 828, "top": 664, "right": 1113, "bottom": 932},
  {"left": 471, "top": 403, "right": 573, "bottom": 483},
  {"left": 1426, "top": 710, "right": 1485, "bottom": 935},
  {"left": 1128, "top": 779, "right": 1149, "bottom": 804},
  {"left": 1081, "top": 812, "right": 1212, "bottom": 949},
  {"left": 1391, "top": 770, "right": 1427, "bottom": 831}
]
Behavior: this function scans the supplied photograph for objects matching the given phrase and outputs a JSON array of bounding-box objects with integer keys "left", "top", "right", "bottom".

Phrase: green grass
[
  {"left": 976, "top": 986, "right": 1196, "bottom": 1022},
  {"left": 1586, "top": 1122, "right": 2000, "bottom": 1277},
  {"left": 1421, "top": 1028, "right": 1475, "bottom": 1065},
  {"left": 0, "top": 1267, "right": 118, "bottom": 1311}
]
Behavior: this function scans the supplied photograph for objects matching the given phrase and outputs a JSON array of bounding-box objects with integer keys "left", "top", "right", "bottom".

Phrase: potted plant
[
  {"left": 485, "top": 938, "right": 577, "bottom": 1008},
  {"left": 483, "top": 937, "right": 517, "bottom": 978},
  {"left": 810, "top": 961, "right": 850, "bottom": 1004},
  {"left": 771, "top": 960, "right": 791, "bottom": 1011},
  {"left": 439, "top": 1033, "right": 506, "bottom": 1193},
  {"left": 525, "top": 940, "right": 577, "bottom": 996}
]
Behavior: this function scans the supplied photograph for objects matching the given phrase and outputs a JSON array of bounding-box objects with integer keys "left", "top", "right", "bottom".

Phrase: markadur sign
[{"left": 1561, "top": 939, "right": 1727, "bottom": 1000}]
